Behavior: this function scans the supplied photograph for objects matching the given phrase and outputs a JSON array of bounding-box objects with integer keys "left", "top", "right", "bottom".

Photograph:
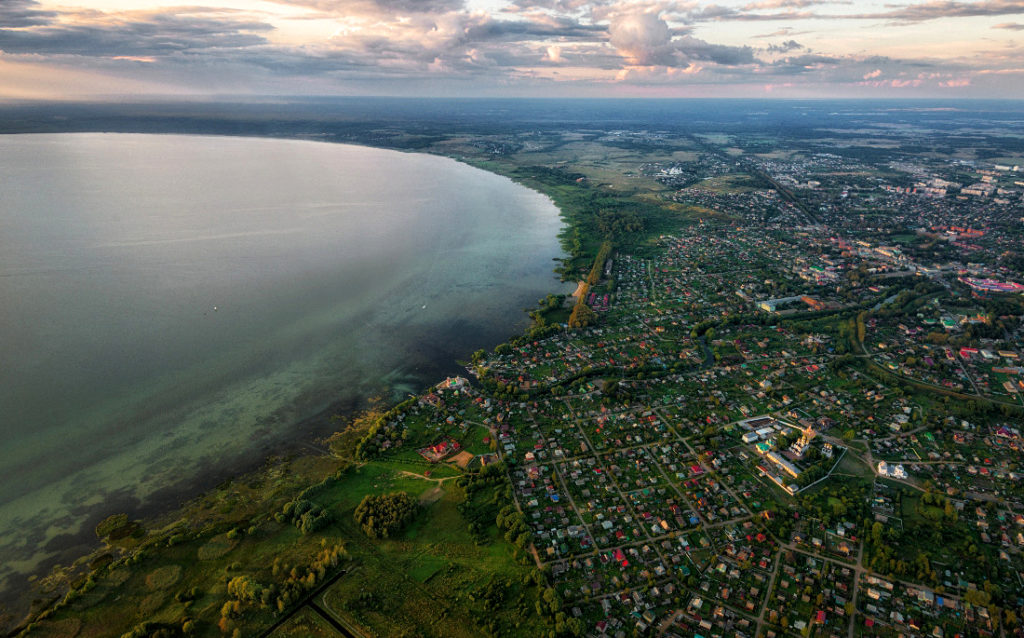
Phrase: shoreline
[{"left": 0, "top": 132, "right": 570, "bottom": 634}]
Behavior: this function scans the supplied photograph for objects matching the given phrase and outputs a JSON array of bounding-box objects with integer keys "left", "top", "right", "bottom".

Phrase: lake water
[{"left": 0, "top": 133, "right": 565, "bottom": 595}]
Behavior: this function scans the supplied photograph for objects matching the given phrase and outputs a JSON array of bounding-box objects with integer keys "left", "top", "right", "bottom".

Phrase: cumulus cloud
[
  {"left": 606, "top": 10, "right": 754, "bottom": 67},
  {"left": 608, "top": 11, "right": 675, "bottom": 65}
]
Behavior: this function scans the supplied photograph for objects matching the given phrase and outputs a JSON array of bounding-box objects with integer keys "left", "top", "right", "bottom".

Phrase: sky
[{"left": 0, "top": 0, "right": 1022, "bottom": 99}]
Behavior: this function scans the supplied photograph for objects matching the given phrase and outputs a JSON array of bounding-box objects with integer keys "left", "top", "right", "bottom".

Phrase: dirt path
[
  {"left": 397, "top": 470, "right": 456, "bottom": 483},
  {"left": 418, "top": 485, "right": 445, "bottom": 507}
]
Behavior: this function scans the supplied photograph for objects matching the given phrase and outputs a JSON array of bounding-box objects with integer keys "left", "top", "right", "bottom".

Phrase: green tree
[{"left": 568, "top": 303, "right": 597, "bottom": 329}]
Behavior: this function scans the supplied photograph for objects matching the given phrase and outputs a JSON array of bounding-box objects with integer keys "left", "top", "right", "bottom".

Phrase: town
[{"left": 353, "top": 113, "right": 1024, "bottom": 637}]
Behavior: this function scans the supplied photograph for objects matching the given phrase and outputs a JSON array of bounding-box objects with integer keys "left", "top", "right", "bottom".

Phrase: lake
[{"left": 0, "top": 133, "right": 565, "bottom": 595}]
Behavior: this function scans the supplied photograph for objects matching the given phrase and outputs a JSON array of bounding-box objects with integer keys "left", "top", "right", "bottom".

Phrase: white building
[{"left": 878, "top": 461, "right": 908, "bottom": 480}]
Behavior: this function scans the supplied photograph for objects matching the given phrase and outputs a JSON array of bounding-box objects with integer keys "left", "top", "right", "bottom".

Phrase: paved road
[
  {"left": 257, "top": 568, "right": 351, "bottom": 638},
  {"left": 309, "top": 601, "right": 357, "bottom": 637}
]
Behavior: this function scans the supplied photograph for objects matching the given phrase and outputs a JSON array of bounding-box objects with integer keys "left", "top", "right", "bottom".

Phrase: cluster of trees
[
  {"left": 471, "top": 577, "right": 514, "bottom": 612},
  {"left": 219, "top": 574, "right": 270, "bottom": 635},
  {"left": 865, "top": 489, "right": 945, "bottom": 585},
  {"left": 586, "top": 241, "right": 612, "bottom": 286},
  {"left": 486, "top": 377, "right": 531, "bottom": 402},
  {"left": 538, "top": 293, "right": 564, "bottom": 312},
  {"left": 525, "top": 294, "right": 567, "bottom": 339},
  {"left": 916, "top": 491, "right": 958, "bottom": 523},
  {"left": 794, "top": 461, "right": 830, "bottom": 488},
  {"left": 217, "top": 544, "right": 345, "bottom": 635},
  {"left": 347, "top": 399, "right": 416, "bottom": 460},
  {"left": 226, "top": 575, "right": 269, "bottom": 604},
  {"left": 798, "top": 483, "right": 871, "bottom": 529},
  {"left": 495, "top": 504, "right": 532, "bottom": 557},
  {"left": 567, "top": 296, "right": 597, "bottom": 329},
  {"left": 523, "top": 313, "right": 567, "bottom": 342},
  {"left": 594, "top": 209, "right": 643, "bottom": 238},
  {"left": 329, "top": 404, "right": 388, "bottom": 460},
  {"left": 457, "top": 463, "right": 511, "bottom": 544},
  {"left": 535, "top": 586, "right": 584, "bottom": 637},
  {"left": 568, "top": 241, "right": 613, "bottom": 330},
  {"left": 270, "top": 545, "right": 345, "bottom": 610},
  {"left": 600, "top": 377, "right": 636, "bottom": 405},
  {"left": 354, "top": 491, "right": 418, "bottom": 539},
  {"left": 218, "top": 579, "right": 267, "bottom": 631},
  {"left": 926, "top": 318, "right": 1017, "bottom": 348},
  {"left": 517, "top": 165, "right": 641, "bottom": 239},
  {"left": 761, "top": 507, "right": 794, "bottom": 540},
  {"left": 461, "top": 567, "right": 585, "bottom": 637},
  {"left": 276, "top": 497, "right": 332, "bottom": 534},
  {"left": 867, "top": 538, "right": 938, "bottom": 585}
]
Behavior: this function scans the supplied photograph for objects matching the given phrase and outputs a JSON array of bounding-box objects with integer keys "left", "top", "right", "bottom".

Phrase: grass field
[
  {"left": 322, "top": 481, "right": 545, "bottom": 638},
  {"left": 19, "top": 448, "right": 547, "bottom": 638},
  {"left": 834, "top": 450, "right": 875, "bottom": 479}
]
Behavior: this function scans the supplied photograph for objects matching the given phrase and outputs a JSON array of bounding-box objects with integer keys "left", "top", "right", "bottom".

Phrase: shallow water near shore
[{"left": 0, "top": 133, "right": 565, "bottom": 599}]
